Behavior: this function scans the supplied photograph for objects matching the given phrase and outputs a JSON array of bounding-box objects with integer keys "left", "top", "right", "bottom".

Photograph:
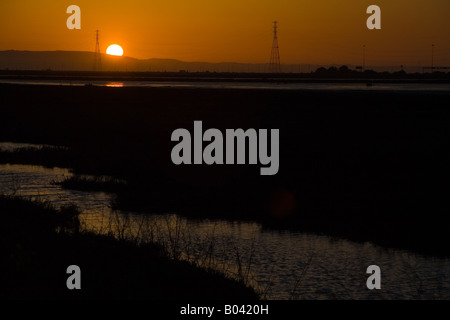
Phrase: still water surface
[
  {"left": 1, "top": 143, "right": 449, "bottom": 299},
  {"left": 1, "top": 79, "right": 450, "bottom": 91}
]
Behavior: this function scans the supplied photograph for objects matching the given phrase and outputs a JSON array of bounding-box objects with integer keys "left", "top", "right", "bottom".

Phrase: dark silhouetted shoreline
[
  {"left": 0, "top": 195, "right": 258, "bottom": 299},
  {"left": 1, "top": 68, "right": 450, "bottom": 83},
  {"left": 1, "top": 83, "right": 450, "bottom": 257}
]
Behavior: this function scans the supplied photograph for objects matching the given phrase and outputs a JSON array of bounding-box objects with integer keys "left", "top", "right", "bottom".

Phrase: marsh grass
[
  {"left": 54, "top": 175, "right": 127, "bottom": 193},
  {"left": 289, "top": 253, "right": 315, "bottom": 300},
  {"left": 70, "top": 207, "right": 275, "bottom": 298},
  {"left": 0, "top": 195, "right": 258, "bottom": 299}
]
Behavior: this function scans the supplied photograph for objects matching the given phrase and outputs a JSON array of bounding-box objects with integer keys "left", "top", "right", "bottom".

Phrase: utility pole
[
  {"left": 94, "top": 30, "right": 102, "bottom": 71},
  {"left": 269, "top": 21, "right": 281, "bottom": 73},
  {"left": 431, "top": 44, "right": 435, "bottom": 71},
  {"left": 363, "top": 45, "right": 366, "bottom": 71}
]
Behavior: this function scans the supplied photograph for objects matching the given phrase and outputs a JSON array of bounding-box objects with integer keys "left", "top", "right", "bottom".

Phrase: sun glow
[{"left": 106, "top": 44, "right": 123, "bottom": 56}]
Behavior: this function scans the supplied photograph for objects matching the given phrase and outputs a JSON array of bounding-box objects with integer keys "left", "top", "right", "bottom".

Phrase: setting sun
[{"left": 106, "top": 44, "right": 123, "bottom": 56}]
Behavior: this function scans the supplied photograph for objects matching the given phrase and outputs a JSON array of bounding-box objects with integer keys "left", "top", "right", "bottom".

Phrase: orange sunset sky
[{"left": 0, "top": 0, "right": 449, "bottom": 66}]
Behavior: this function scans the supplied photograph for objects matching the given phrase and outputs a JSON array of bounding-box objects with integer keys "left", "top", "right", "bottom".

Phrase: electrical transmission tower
[
  {"left": 269, "top": 21, "right": 281, "bottom": 73},
  {"left": 93, "top": 30, "right": 102, "bottom": 71}
]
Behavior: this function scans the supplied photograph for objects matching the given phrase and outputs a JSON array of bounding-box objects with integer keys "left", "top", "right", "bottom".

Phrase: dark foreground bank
[
  {"left": 1, "top": 83, "right": 450, "bottom": 257},
  {"left": 0, "top": 195, "right": 258, "bottom": 299}
]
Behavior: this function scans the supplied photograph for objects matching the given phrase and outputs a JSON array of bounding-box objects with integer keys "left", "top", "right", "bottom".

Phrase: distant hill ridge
[
  {"left": 0, "top": 50, "right": 363, "bottom": 73},
  {"left": 0, "top": 50, "right": 281, "bottom": 73},
  {"left": 0, "top": 50, "right": 429, "bottom": 73}
]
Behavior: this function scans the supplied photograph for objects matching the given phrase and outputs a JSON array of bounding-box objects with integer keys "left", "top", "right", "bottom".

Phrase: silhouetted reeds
[
  {"left": 54, "top": 175, "right": 127, "bottom": 193},
  {"left": 0, "top": 195, "right": 258, "bottom": 299}
]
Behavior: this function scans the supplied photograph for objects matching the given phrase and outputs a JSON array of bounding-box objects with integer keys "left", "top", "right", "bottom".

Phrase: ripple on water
[{"left": 0, "top": 162, "right": 449, "bottom": 299}]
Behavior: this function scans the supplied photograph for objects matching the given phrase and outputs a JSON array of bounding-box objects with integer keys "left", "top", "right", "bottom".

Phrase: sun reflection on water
[{"left": 106, "top": 82, "right": 124, "bottom": 88}]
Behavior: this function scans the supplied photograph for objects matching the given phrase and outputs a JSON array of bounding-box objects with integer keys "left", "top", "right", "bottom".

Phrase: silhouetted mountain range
[
  {"left": 0, "top": 50, "right": 288, "bottom": 73},
  {"left": 0, "top": 50, "right": 423, "bottom": 73}
]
